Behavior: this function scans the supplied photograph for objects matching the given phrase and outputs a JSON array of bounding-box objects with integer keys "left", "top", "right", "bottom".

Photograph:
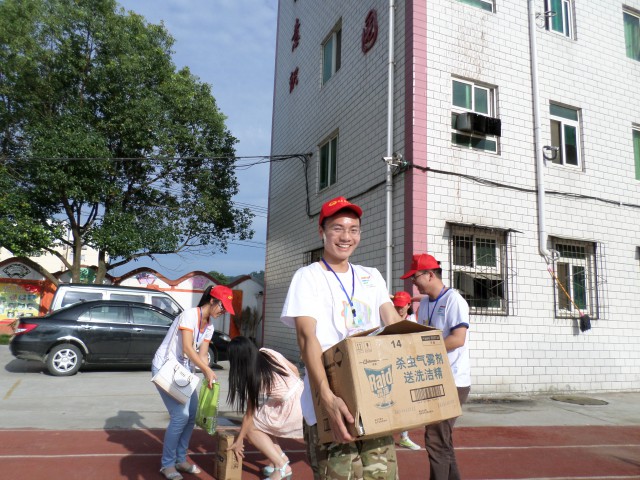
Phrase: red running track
[{"left": 2, "top": 425, "right": 639, "bottom": 479}]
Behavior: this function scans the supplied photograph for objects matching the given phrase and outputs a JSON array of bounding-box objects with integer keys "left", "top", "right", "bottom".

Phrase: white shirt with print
[{"left": 281, "top": 261, "right": 391, "bottom": 425}]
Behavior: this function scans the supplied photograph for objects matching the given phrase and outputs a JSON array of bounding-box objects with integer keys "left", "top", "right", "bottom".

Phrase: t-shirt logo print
[{"left": 343, "top": 298, "right": 372, "bottom": 336}]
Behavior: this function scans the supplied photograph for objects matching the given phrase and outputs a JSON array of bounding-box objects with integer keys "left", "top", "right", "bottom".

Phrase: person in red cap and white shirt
[
  {"left": 153, "top": 285, "right": 235, "bottom": 480},
  {"left": 390, "top": 291, "right": 421, "bottom": 450},
  {"left": 281, "top": 196, "right": 401, "bottom": 479},
  {"left": 401, "top": 254, "right": 470, "bottom": 480},
  {"left": 392, "top": 290, "right": 416, "bottom": 323}
]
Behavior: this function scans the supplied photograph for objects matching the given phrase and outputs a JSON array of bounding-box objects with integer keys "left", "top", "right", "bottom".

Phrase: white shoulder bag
[{"left": 151, "top": 316, "right": 201, "bottom": 404}]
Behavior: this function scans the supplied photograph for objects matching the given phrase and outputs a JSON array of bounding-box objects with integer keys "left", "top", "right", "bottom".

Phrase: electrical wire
[
  {"left": 2, "top": 153, "right": 305, "bottom": 173},
  {"left": 411, "top": 164, "right": 640, "bottom": 210}
]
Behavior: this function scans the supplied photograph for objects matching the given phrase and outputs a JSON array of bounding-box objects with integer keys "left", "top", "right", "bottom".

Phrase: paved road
[{"left": 0, "top": 345, "right": 241, "bottom": 430}]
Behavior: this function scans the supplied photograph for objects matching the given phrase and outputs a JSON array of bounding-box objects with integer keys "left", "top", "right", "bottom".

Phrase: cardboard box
[
  {"left": 313, "top": 320, "right": 462, "bottom": 444},
  {"left": 215, "top": 431, "right": 243, "bottom": 480}
]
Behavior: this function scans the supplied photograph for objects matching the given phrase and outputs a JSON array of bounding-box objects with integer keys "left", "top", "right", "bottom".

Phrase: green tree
[
  {"left": 0, "top": 0, "right": 252, "bottom": 283},
  {"left": 248, "top": 270, "right": 264, "bottom": 283},
  {"left": 207, "top": 270, "right": 230, "bottom": 285}
]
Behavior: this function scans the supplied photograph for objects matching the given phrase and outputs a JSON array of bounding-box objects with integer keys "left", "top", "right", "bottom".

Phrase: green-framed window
[
  {"left": 624, "top": 9, "right": 640, "bottom": 61},
  {"left": 319, "top": 135, "right": 338, "bottom": 190},
  {"left": 551, "top": 239, "right": 598, "bottom": 319},
  {"left": 550, "top": 103, "right": 581, "bottom": 168},
  {"left": 633, "top": 128, "right": 640, "bottom": 180},
  {"left": 545, "top": 0, "right": 574, "bottom": 38},
  {"left": 457, "top": 0, "right": 493, "bottom": 12},
  {"left": 451, "top": 225, "right": 508, "bottom": 314},
  {"left": 451, "top": 78, "right": 498, "bottom": 153},
  {"left": 322, "top": 24, "right": 342, "bottom": 84}
]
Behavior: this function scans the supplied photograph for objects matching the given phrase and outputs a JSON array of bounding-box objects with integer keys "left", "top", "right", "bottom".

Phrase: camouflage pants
[{"left": 304, "top": 422, "right": 397, "bottom": 480}]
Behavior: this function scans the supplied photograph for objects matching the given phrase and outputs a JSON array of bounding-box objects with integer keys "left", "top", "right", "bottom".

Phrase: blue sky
[{"left": 111, "top": 0, "right": 278, "bottom": 279}]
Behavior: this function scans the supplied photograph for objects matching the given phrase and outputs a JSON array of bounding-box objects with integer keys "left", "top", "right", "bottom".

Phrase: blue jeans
[{"left": 152, "top": 366, "right": 198, "bottom": 469}]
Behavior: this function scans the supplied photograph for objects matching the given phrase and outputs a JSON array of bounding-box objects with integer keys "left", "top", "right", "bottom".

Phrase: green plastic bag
[{"left": 196, "top": 381, "right": 220, "bottom": 435}]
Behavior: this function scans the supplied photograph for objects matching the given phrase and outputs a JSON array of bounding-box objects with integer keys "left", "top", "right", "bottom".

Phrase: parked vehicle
[
  {"left": 49, "top": 283, "right": 182, "bottom": 317},
  {"left": 10, "top": 300, "right": 230, "bottom": 376}
]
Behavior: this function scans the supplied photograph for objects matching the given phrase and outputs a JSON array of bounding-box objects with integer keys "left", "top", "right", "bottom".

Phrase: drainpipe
[
  {"left": 528, "top": 0, "right": 552, "bottom": 261},
  {"left": 385, "top": 0, "right": 396, "bottom": 291}
]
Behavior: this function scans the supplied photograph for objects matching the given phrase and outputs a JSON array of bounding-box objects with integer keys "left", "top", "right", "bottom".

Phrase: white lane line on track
[
  {"left": 495, "top": 477, "right": 640, "bottom": 480},
  {"left": 393, "top": 443, "right": 640, "bottom": 451},
  {"left": 457, "top": 444, "right": 640, "bottom": 450},
  {"left": 0, "top": 450, "right": 309, "bottom": 459}
]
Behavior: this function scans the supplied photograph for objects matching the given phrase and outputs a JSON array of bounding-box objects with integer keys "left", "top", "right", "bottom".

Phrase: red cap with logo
[
  {"left": 400, "top": 254, "right": 441, "bottom": 279},
  {"left": 318, "top": 196, "right": 363, "bottom": 226},
  {"left": 209, "top": 285, "right": 235, "bottom": 315},
  {"left": 392, "top": 291, "right": 412, "bottom": 307}
]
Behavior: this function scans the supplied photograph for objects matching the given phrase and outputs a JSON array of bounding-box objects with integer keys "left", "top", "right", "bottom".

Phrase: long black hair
[
  {"left": 227, "top": 336, "right": 289, "bottom": 413},
  {"left": 197, "top": 286, "right": 214, "bottom": 307}
]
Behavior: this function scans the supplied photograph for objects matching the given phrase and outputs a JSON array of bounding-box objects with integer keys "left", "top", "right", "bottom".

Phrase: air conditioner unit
[
  {"left": 456, "top": 112, "right": 501, "bottom": 137},
  {"left": 456, "top": 112, "right": 486, "bottom": 133},
  {"left": 485, "top": 117, "right": 502, "bottom": 137},
  {"left": 455, "top": 112, "right": 477, "bottom": 132}
]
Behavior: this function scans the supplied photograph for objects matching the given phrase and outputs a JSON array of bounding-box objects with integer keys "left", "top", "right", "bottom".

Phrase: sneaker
[{"left": 399, "top": 437, "right": 421, "bottom": 450}]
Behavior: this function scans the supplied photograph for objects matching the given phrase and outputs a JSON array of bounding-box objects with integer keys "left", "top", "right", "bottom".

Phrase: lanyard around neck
[
  {"left": 321, "top": 258, "right": 356, "bottom": 319},
  {"left": 428, "top": 286, "right": 448, "bottom": 326},
  {"left": 196, "top": 307, "right": 205, "bottom": 345}
]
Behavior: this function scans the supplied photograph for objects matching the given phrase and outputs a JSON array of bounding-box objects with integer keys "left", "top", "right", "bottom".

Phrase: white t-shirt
[
  {"left": 417, "top": 288, "right": 470, "bottom": 387},
  {"left": 405, "top": 313, "right": 417, "bottom": 322},
  {"left": 281, "top": 261, "right": 392, "bottom": 425},
  {"left": 152, "top": 307, "right": 214, "bottom": 372}
]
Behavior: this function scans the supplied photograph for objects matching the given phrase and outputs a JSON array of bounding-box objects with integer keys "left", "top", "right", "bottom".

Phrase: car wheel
[{"left": 46, "top": 344, "right": 82, "bottom": 376}]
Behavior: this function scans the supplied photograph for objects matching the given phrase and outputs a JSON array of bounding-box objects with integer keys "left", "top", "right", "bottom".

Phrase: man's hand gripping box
[{"left": 313, "top": 320, "right": 462, "bottom": 444}]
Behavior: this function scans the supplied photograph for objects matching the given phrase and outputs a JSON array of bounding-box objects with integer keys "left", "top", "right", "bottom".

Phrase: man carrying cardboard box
[
  {"left": 401, "top": 253, "right": 471, "bottom": 480},
  {"left": 281, "top": 196, "right": 401, "bottom": 480}
]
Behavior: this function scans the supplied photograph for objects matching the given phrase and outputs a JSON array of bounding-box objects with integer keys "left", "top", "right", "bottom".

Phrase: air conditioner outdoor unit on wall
[
  {"left": 485, "top": 117, "right": 502, "bottom": 137},
  {"left": 456, "top": 112, "right": 476, "bottom": 132},
  {"left": 456, "top": 112, "right": 501, "bottom": 137},
  {"left": 456, "top": 112, "right": 486, "bottom": 133}
]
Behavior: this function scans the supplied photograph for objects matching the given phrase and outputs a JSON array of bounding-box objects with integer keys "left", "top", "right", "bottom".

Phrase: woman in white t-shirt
[
  {"left": 392, "top": 291, "right": 421, "bottom": 451},
  {"left": 152, "top": 285, "right": 235, "bottom": 480}
]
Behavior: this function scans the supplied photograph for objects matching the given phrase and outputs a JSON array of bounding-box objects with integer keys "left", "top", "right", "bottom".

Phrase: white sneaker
[{"left": 399, "top": 436, "right": 421, "bottom": 450}]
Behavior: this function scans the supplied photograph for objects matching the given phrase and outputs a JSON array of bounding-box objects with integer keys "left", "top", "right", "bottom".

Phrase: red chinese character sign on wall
[
  {"left": 289, "top": 67, "right": 299, "bottom": 93},
  {"left": 292, "top": 18, "right": 301, "bottom": 52},
  {"left": 362, "top": 9, "right": 378, "bottom": 54},
  {"left": 289, "top": 18, "right": 301, "bottom": 93}
]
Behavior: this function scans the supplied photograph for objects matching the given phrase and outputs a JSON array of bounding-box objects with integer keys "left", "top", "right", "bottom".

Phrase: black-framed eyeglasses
[
  {"left": 411, "top": 271, "right": 428, "bottom": 283},
  {"left": 217, "top": 301, "right": 226, "bottom": 313}
]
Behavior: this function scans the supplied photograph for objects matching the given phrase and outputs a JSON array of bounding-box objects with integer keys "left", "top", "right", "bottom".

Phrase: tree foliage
[
  {"left": 207, "top": 270, "right": 230, "bottom": 285},
  {"left": 0, "top": 0, "right": 253, "bottom": 283},
  {"left": 248, "top": 270, "right": 264, "bottom": 283}
]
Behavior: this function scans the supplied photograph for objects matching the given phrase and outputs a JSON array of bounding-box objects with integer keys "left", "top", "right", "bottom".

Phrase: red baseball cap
[
  {"left": 318, "top": 196, "right": 363, "bottom": 226},
  {"left": 210, "top": 285, "right": 235, "bottom": 315},
  {"left": 392, "top": 291, "right": 412, "bottom": 307},
  {"left": 400, "top": 254, "right": 441, "bottom": 279}
]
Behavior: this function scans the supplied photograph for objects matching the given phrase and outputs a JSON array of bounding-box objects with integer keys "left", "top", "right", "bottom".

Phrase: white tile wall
[{"left": 266, "top": 0, "right": 640, "bottom": 394}]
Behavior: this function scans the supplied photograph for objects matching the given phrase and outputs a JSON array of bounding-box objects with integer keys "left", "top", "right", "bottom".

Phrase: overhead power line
[
  {"left": 411, "top": 164, "right": 640, "bottom": 210},
  {"left": 5, "top": 154, "right": 306, "bottom": 170}
]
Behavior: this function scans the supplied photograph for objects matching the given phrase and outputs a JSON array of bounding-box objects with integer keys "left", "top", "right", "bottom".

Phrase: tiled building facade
[{"left": 265, "top": 0, "right": 640, "bottom": 395}]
